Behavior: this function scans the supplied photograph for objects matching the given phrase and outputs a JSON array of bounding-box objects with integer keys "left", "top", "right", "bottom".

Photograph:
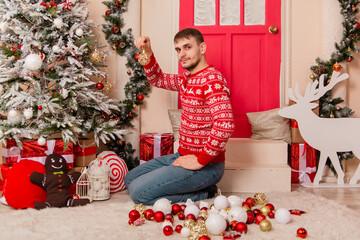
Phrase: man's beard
[{"left": 181, "top": 57, "right": 201, "bottom": 71}]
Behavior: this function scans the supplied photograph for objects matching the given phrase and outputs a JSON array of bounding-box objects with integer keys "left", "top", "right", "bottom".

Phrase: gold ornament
[
  {"left": 117, "top": 0, "right": 123, "bottom": 3},
  {"left": 137, "top": 48, "right": 150, "bottom": 65},
  {"left": 242, "top": 206, "right": 250, "bottom": 211},
  {"left": 90, "top": 48, "right": 104, "bottom": 64},
  {"left": 210, "top": 204, "right": 215, "bottom": 210},
  {"left": 254, "top": 193, "right": 267, "bottom": 205},
  {"left": 134, "top": 204, "right": 147, "bottom": 215},
  {"left": 259, "top": 219, "right": 272, "bottom": 232},
  {"left": 330, "top": 112, "right": 335, "bottom": 118},
  {"left": 112, "top": 44, "right": 117, "bottom": 50},
  {"left": 260, "top": 206, "right": 271, "bottom": 216},
  {"left": 184, "top": 218, "right": 195, "bottom": 229},
  {"left": 310, "top": 73, "right": 316, "bottom": 80},
  {"left": 103, "top": 82, "right": 113, "bottom": 94},
  {"left": 192, "top": 221, "right": 207, "bottom": 237},
  {"left": 198, "top": 211, "right": 208, "bottom": 220}
]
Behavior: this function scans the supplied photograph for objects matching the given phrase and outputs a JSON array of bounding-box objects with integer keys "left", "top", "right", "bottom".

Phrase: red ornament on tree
[
  {"left": 129, "top": 209, "right": 140, "bottom": 222},
  {"left": 128, "top": 112, "right": 133, "bottom": 117},
  {"left": 38, "top": 105, "right": 43, "bottom": 110},
  {"left": 235, "top": 222, "right": 248, "bottom": 234},
  {"left": 163, "top": 225, "right": 173, "bottom": 236},
  {"left": 105, "top": 10, "right": 110, "bottom": 15},
  {"left": 333, "top": 63, "right": 342, "bottom": 72},
  {"left": 355, "top": 21, "right": 360, "bottom": 29},
  {"left": 175, "top": 224, "right": 183, "bottom": 233},
  {"left": 154, "top": 211, "right": 165, "bottom": 222},
  {"left": 297, "top": 228, "right": 308, "bottom": 238},
  {"left": 172, "top": 204, "right": 182, "bottom": 215},
  {"left": 144, "top": 209, "right": 155, "bottom": 220},
  {"left": 255, "top": 214, "right": 266, "bottom": 225},
  {"left": 137, "top": 94, "right": 144, "bottom": 102},
  {"left": 96, "top": 82, "right": 104, "bottom": 90},
  {"left": 348, "top": 57, "right": 352, "bottom": 62},
  {"left": 134, "top": 53, "right": 139, "bottom": 61},
  {"left": 246, "top": 210, "right": 255, "bottom": 224}
]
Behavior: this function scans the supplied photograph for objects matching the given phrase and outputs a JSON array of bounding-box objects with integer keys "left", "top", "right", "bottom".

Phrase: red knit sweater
[{"left": 143, "top": 55, "right": 235, "bottom": 165}]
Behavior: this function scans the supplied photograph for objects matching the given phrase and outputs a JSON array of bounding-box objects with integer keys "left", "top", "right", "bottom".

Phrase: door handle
[{"left": 268, "top": 25, "right": 278, "bottom": 34}]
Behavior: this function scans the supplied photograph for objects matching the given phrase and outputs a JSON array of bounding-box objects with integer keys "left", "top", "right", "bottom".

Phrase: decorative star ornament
[{"left": 61, "top": 0, "right": 73, "bottom": 11}]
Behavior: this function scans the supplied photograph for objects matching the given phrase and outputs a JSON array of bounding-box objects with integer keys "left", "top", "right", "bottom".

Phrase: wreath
[
  {"left": 309, "top": 0, "right": 360, "bottom": 172},
  {"left": 102, "top": 0, "right": 151, "bottom": 170}
]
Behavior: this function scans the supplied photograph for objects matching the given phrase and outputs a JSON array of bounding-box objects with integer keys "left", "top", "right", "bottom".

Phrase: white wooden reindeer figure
[{"left": 278, "top": 71, "right": 360, "bottom": 185}]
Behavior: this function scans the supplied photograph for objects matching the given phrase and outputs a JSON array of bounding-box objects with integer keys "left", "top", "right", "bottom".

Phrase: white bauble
[
  {"left": 0, "top": 22, "right": 9, "bottom": 33},
  {"left": 37, "top": 137, "right": 46, "bottom": 146},
  {"left": 24, "top": 54, "right": 43, "bottom": 71},
  {"left": 93, "top": 181, "right": 102, "bottom": 191},
  {"left": 7, "top": 109, "right": 22, "bottom": 125},
  {"left": 180, "top": 227, "right": 191, "bottom": 237},
  {"left": 52, "top": 45, "right": 61, "bottom": 53},
  {"left": 53, "top": 18, "right": 63, "bottom": 29},
  {"left": 228, "top": 195, "right": 243, "bottom": 208},
  {"left": 228, "top": 206, "right": 248, "bottom": 222},
  {"left": 153, "top": 198, "right": 172, "bottom": 214},
  {"left": 275, "top": 208, "right": 291, "bottom": 224},
  {"left": 23, "top": 108, "right": 33, "bottom": 119},
  {"left": 205, "top": 213, "right": 227, "bottom": 235},
  {"left": 199, "top": 201, "right": 210, "bottom": 209},
  {"left": 214, "top": 195, "right": 229, "bottom": 210},
  {"left": 184, "top": 204, "right": 200, "bottom": 218},
  {"left": 75, "top": 28, "right": 83, "bottom": 37}
]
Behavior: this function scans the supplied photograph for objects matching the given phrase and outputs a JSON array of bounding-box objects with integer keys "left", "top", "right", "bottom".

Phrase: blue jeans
[{"left": 124, "top": 152, "right": 225, "bottom": 205}]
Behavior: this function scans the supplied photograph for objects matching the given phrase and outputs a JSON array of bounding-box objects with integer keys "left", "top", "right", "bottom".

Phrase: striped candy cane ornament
[{"left": 97, "top": 151, "right": 128, "bottom": 193}]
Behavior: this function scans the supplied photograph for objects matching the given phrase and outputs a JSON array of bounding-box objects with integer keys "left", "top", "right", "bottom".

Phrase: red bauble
[
  {"left": 127, "top": 70, "right": 131, "bottom": 75},
  {"left": 172, "top": 204, "right": 182, "bottom": 215},
  {"left": 164, "top": 214, "right": 174, "bottom": 224},
  {"left": 245, "top": 197, "right": 256, "bottom": 207},
  {"left": 230, "top": 220, "right": 238, "bottom": 231},
  {"left": 242, "top": 201, "right": 251, "bottom": 209},
  {"left": 163, "top": 225, "right": 173, "bottom": 236},
  {"left": 197, "top": 216, "right": 205, "bottom": 222},
  {"left": 255, "top": 214, "right": 266, "bottom": 225},
  {"left": 186, "top": 213, "right": 196, "bottom": 220},
  {"left": 38, "top": 105, "right": 43, "bottom": 110},
  {"left": 297, "top": 228, "right": 308, "bottom": 238},
  {"left": 175, "top": 224, "right": 183, "bottom": 233},
  {"left": 333, "top": 63, "right": 342, "bottom": 72},
  {"left": 129, "top": 210, "right": 140, "bottom": 222},
  {"left": 134, "top": 54, "right": 139, "bottom": 61},
  {"left": 128, "top": 112, "right": 133, "bottom": 117},
  {"left": 235, "top": 222, "right": 248, "bottom": 234},
  {"left": 96, "top": 82, "right": 104, "bottom": 90},
  {"left": 253, "top": 208, "right": 260, "bottom": 215},
  {"left": 199, "top": 236, "right": 211, "bottom": 240},
  {"left": 268, "top": 212, "right": 275, "bottom": 219},
  {"left": 178, "top": 213, "right": 185, "bottom": 220},
  {"left": 201, "top": 207, "right": 208, "bottom": 211},
  {"left": 115, "top": 42, "right": 120, "bottom": 47},
  {"left": 154, "top": 211, "right": 165, "bottom": 222},
  {"left": 246, "top": 210, "right": 255, "bottom": 224},
  {"left": 105, "top": 10, "right": 110, "bottom": 15},
  {"left": 348, "top": 57, "right": 352, "bottom": 62},
  {"left": 137, "top": 94, "right": 144, "bottom": 102},
  {"left": 355, "top": 21, "right": 360, "bottom": 29},
  {"left": 180, "top": 204, "right": 186, "bottom": 212},
  {"left": 128, "top": 219, "right": 133, "bottom": 225},
  {"left": 265, "top": 203, "right": 275, "bottom": 212},
  {"left": 144, "top": 209, "right": 155, "bottom": 220},
  {"left": 116, "top": 3, "right": 120, "bottom": 7}
]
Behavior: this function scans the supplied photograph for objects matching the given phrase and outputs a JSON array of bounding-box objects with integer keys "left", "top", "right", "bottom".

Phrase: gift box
[
  {"left": 2, "top": 139, "right": 74, "bottom": 169},
  {"left": 140, "top": 133, "right": 174, "bottom": 164},
  {"left": 74, "top": 138, "right": 96, "bottom": 167},
  {"left": 290, "top": 143, "right": 317, "bottom": 183},
  {"left": 0, "top": 164, "right": 10, "bottom": 192}
]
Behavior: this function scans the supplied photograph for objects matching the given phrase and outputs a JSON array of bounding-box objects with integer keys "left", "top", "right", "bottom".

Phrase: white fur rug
[{"left": 0, "top": 190, "right": 359, "bottom": 240}]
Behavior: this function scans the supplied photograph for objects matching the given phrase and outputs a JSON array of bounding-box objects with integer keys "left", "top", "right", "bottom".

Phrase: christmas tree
[{"left": 0, "top": 0, "right": 128, "bottom": 149}]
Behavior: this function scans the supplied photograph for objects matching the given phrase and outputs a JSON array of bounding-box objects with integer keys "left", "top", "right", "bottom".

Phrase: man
[{"left": 124, "top": 28, "right": 235, "bottom": 205}]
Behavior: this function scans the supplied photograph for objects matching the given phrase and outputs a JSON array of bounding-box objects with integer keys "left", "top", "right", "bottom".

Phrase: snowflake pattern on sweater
[{"left": 143, "top": 55, "right": 235, "bottom": 165}]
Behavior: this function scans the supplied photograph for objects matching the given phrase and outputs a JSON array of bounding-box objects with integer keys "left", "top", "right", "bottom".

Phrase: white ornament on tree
[
  {"left": 7, "top": 109, "right": 22, "bottom": 125},
  {"left": 75, "top": 28, "right": 83, "bottom": 37},
  {"left": 53, "top": 18, "right": 63, "bottom": 29},
  {"left": 23, "top": 108, "right": 33, "bottom": 119},
  {"left": 37, "top": 137, "right": 46, "bottom": 146},
  {"left": 0, "top": 22, "right": 8, "bottom": 33},
  {"left": 24, "top": 54, "right": 43, "bottom": 71},
  {"left": 52, "top": 45, "right": 61, "bottom": 53}
]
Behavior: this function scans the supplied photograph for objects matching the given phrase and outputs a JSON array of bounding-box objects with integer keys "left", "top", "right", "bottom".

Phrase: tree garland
[
  {"left": 310, "top": 0, "right": 360, "bottom": 172},
  {"left": 102, "top": 0, "right": 150, "bottom": 170}
]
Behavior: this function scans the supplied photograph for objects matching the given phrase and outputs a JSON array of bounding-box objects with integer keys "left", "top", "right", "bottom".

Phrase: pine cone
[{"left": 314, "top": 65, "right": 325, "bottom": 75}]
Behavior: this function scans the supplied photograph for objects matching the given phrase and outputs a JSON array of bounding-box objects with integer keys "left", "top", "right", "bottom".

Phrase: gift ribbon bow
[
  {"left": 291, "top": 167, "right": 317, "bottom": 183},
  {"left": 53, "top": 171, "right": 64, "bottom": 175}
]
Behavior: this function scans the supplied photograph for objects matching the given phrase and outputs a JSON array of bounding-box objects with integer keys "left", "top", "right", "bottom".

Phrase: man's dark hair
[{"left": 174, "top": 28, "right": 204, "bottom": 44}]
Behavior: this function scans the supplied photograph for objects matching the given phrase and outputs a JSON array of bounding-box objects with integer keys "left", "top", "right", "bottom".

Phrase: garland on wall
[
  {"left": 102, "top": 0, "right": 151, "bottom": 170},
  {"left": 310, "top": 0, "right": 360, "bottom": 172}
]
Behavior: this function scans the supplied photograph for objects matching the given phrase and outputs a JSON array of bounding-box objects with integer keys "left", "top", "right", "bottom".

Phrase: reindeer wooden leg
[
  {"left": 328, "top": 152, "right": 345, "bottom": 185},
  {"left": 349, "top": 150, "right": 360, "bottom": 184},
  {"left": 313, "top": 152, "right": 327, "bottom": 185}
]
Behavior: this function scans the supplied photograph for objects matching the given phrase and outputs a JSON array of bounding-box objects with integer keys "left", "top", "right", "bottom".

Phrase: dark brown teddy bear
[{"left": 30, "top": 153, "right": 90, "bottom": 209}]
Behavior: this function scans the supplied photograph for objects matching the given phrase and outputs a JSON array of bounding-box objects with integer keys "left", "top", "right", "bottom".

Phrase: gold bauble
[
  {"left": 134, "top": 204, "right": 147, "bottom": 215},
  {"left": 199, "top": 211, "right": 208, "bottom": 220},
  {"left": 254, "top": 193, "right": 267, "bottom": 205},
  {"left": 330, "top": 113, "right": 335, "bottom": 118},
  {"left": 90, "top": 48, "right": 103, "bottom": 64},
  {"left": 137, "top": 49, "right": 150, "bottom": 65},
  {"left": 260, "top": 206, "right": 271, "bottom": 216},
  {"left": 210, "top": 204, "right": 215, "bottom": 210},
  {"left": 184, "top": 218, "right": 195, "bottom": 229},
  {"left": 310, "top": 73, "right": 316, "bottom": 80},
  {"left": 103, "top": 82, "right": 113, "bottom": 94},
  {"left": 242, "top": 206, "right": 250, "bottom": 211},
  {"left": 259, "top": 219, "right": 272, "bottom": 232}
]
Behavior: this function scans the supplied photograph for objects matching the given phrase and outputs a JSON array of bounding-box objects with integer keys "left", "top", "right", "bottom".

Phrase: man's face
[{"left": 174, "top": 36, "right": 205, "bottom": 71}]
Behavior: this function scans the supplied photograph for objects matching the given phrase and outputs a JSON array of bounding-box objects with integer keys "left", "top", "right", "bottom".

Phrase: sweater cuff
[
  {"left": 197, "top": 153, "right": 214, "bottom": 166},
  {"left": 143, "top": 53, "right": 156, "bottom": 69}
]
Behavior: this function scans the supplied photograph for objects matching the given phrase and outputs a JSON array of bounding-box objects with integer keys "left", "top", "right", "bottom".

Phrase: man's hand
[
  {"left": 172, "top": 155, "right": 204, "bottom": 170},
  {"left": 134, "top": 36, "right": 153, "bottom": 57}
]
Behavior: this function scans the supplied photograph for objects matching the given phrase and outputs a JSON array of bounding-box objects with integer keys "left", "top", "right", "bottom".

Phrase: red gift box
[
  {"left": 2, "top": 139, "right": 74, "bottom": 169},
  {"left": 140, "top": 133, "right": 174, "bottom": 164},
  {"left": 0, "top": 164, "right": 10, "bottom": 192},
  {"left": 290, "top": 143, "right": 317, "bottom": 183}
]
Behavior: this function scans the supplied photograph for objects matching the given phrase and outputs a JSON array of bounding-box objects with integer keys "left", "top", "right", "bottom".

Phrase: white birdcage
[
  {"left": 88, "top": 156, "right": 110, "bottom": 201},
  {"left": 76, "top": 167, "right": 93, "bottom": 202}
]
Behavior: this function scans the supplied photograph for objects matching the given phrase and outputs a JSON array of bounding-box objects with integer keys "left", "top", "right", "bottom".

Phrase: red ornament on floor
[
  {"left": 230, "top": 220, "right": 238, "bottom": 230},
  {"left": 172, "top": 204, "right": 182, "bottom": 215},
  {"left": 242, "top": 201, "right": 251, "bottom": 209},
  {"left": 175, "top": 224, "right": 183, "bottom": 233},
  {"left": 199, "top": 236, "right": 211, "bottom": 240},
  {"left": 164, "top": 214, "right": 174, "bottom": 224},
  {"left": 154, "top": 211, "right": 165, "bottom": 222},
  {"left": 235, "top": 222, "right": 248, "bottom": 234},
  {"left": 255, "top": 213, "right": 266, "bottom": 225},
  {"left": 186, "top": 213, "right": 196, "bottom": 220},
  {"left": 268, "top": 211, "right": 275, "bottom": 218},
  {"left": 253, "top": 208, "right": 260, "bottom": 215},
  {"left": 144, "top": 209, "right": 155, "bottom": 220},
  {"left": 178, "top": 213, "right": 185, "bottom": 220},
  {"left": 265, "top": 203, "right": 275, "bottom": 212},
  {"left": 245, "top": 197, "right": 256, "bottom": 207},
  {"left": 163, "top": 225, "right": 173, "bottom": 236},
  {"left": 246, "top": 210, "right": 255, "bottom": 224},
  {"left": 129, "top": 209, "right": 140, "bottom": 222},
  {"left": 297, "top": 228, "right": 308, "bottom": 238}
]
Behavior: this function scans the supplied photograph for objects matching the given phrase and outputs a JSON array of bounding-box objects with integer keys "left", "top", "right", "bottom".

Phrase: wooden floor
[{"left": 292, "top": 183, "right": 360, "bottom": 213}]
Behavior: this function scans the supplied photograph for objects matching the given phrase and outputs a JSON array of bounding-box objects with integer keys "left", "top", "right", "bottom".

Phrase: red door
[{"left": 180, "top": 0, "right": 281, "bottom": 137}]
